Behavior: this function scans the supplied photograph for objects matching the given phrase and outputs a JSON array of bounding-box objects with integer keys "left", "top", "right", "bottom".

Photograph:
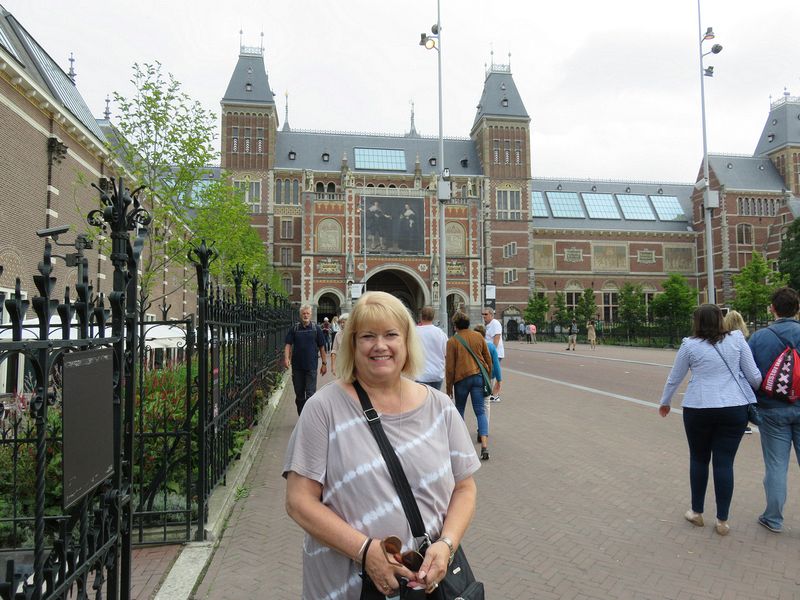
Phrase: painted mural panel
[
  {"left": 664, "top": 246, "right": 695, "bottom": 272},
  {"left": 363, "top": 196, "right": 424, "bottom": 254},
  {"left": 446, "top": 222, "right": 466, "bottom": 256},
  {"left": 533, "top": 243, "right": 554, "bottom": 271},
  {"left": 592, "top": 245, "right": 628, "bottom": 271}
]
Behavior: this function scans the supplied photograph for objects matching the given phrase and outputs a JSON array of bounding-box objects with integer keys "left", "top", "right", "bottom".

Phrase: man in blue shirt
[
  {"left": 748, "top": 287, "right": 800, "bottom": 533},
  {"left": 284, "top": 305, "right": 327, "bottom": 415}
]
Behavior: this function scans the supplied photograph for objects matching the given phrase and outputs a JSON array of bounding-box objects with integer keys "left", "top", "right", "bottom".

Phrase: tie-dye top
[{"left": 282, "top": 380, "right": 480, "bottom": 600}]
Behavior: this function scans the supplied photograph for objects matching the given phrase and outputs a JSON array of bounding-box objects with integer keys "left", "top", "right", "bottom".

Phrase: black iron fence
[
  {"left": 0, "top": 180, "right": 291, "bottom": 599},
  {"left": 533, "top": 320, "right": 693, "bottom": 348}
]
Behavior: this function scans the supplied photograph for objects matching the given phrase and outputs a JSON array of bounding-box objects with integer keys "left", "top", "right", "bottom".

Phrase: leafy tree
[
  {"left": 778, "top": 219, "right": 800, "bottom": 290},
  {"left": 651, "top": 274, "right": 696, "bottom": 344},
  {"left": 553, "top": 291, "right": 571, "bottom": 329},
  {"left": 192, "top": 178, "right": 270, "bottom": 286},
  {"left": 618, "top": 283, "right": 646, "bottom": 342},
  {"left": 523, "top": 294, "right": 550, "bottom": 327},
  {"left": 111, "top": 62, "right": 218, "bottom": 299},
  {"left": 575, "top": 288, "right": 597, "bottom": 326},
  {"left": 732, "top": 252, "right": 788, "bottom": 322}
]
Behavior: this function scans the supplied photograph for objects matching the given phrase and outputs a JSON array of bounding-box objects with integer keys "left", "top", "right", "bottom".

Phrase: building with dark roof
[{"left": 220, "top": 43, "right": 799, "bottom": 330}]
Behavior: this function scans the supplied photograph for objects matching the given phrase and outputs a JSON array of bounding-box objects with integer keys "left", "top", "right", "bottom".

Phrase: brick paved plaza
[{"left": 191, "top": 341, "right": 800, "bottom": 599}]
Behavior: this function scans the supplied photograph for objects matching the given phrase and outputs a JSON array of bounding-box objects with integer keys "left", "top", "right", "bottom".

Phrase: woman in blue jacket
[{"left": 658, "top": 304, "right": 762, "bottom": 536}]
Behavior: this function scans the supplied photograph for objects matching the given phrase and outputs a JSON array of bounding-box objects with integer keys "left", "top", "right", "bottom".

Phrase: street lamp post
[
  {"left": 420, "top": 0, "right": 448, "bottom": 332},
  {"left": 697, "top": 0, "right": 722, "bottom": 304}
]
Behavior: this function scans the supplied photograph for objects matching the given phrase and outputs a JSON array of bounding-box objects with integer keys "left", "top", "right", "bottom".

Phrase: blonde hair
[
  {"left": 336, "top": 291, "right": 422, "bottom": 383},
  {"left": 724, "top": 309, "right": 749, "bottom": 338}
]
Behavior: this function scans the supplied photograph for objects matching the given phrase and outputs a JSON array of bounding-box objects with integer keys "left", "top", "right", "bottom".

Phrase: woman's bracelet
[{"left": 355, "top": 536, "right": 371, "bottom": 564}]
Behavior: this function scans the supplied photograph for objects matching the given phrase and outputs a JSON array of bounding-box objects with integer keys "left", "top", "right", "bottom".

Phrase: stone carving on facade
[
  {"left": 317, "top": 218, "right": 342, "bottom": 253},
  {"left": 446, "top": 222, "right": 466, "bottom": 256},
  {"left": 304, "top": 170, "right": 314, "bottom": 191},
  {"left": 564, "top": 248, "right": 583, "bottom": 263},
  {"left": 317, "top": 258, "right": 342, "bottom": 274},
  {"left": 637, "top": 250, "right": 656, "bottom": 264}
]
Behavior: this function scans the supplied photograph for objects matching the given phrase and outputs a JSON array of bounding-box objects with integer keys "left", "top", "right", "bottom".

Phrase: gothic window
[
  {"left": 283, "top": 179, "right": 291, "bottom": 204},
  {"left": 280, "top": 247, "right": 293, "bottom": 266},
  {"left": 256, "top": 128, "right": 264, "bottom": 154},
  {"left": 496, "top": 189, "right": 522, "bottom": 220},
  {"left": 493, "top": 140, "right": 500, "bottom": 164},
  {"left": 292, "top": 179, "right": 299, "bottom": 204},
  {"left": 231, "top": 126, "right": 239, "bottom": 153},
  {"left": 504, "top": 140, "right": 511, "bottom": 164},
  {"left": 281, "top": 274, "right": 293, "bottom": 294},
  {"left": 280, "top": 219, "right": 293, "bottom": 239},
  {"left": 316, "top": 182, "right": 325, "bottom": 194},
  {"left": 515, "top": 140, "right": 522, "bottom": 165},
  {"left": 275, "top": 179, "right": 282, "bottom": 204},
  {"left": 736, "top": 223, "right": 753, "bottom": 246}
]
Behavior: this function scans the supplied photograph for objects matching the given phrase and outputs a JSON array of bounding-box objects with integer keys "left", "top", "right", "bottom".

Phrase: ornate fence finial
[
  {"left": 248, "top": 275, "right": 260, "bottom": 305},
  {"left": 232, "top": 264, "right": 245, "bottom": 305},
  {"left": 188, "top": 239, "right": 217, "bottom": 297}
]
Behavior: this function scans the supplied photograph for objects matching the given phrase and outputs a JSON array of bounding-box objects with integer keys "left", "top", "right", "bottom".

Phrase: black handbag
[
  {"left": 712, "top": 344, "right": 761, "bottom": 426},
  {"left": 354, "top": 381, "right": 485, "bottom": 600}
]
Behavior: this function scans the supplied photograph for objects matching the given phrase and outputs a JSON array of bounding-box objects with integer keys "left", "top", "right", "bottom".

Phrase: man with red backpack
[{"left": 748, "top": 287, "right": 800, "bottom": 533}]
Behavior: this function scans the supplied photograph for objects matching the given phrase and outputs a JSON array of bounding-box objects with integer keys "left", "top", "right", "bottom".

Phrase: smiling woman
[{"left": 283, "top": 291, "right": 481, "bottom": 599}]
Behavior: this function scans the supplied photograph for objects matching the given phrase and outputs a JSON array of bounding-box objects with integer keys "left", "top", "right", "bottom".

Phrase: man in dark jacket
[
  {"left": 748, "top": 287, "right": 800, "bottom": 533},
  {"left": 284, "top": 305, "right": 327, "bottom": 415}
]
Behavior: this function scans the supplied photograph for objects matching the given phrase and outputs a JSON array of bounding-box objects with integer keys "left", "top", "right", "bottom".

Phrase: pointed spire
[
  {"left": 281, "top": 90, "right": 291, "bottom": 131},
  {"left": 67, "top": 52, "right": 76, "bottom": 83},
  {"left": 104, "top": 95, "right": 111, "bottom": 120},
  {"left": 406, "top": 100, "right": 419, "bottom": 137}
]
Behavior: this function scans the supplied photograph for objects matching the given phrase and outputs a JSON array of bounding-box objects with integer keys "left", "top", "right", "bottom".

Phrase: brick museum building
[
  {"left": 220, "top": 44, "right": 800, "bottom": 332},
  {"left": 1, "top": 0, "right": 799, "bottom": 339}
]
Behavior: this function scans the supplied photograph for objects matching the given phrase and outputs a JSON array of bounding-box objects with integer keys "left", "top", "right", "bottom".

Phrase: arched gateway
[{"left": 363, "top": 266, "right": 429, "bottom": 320}]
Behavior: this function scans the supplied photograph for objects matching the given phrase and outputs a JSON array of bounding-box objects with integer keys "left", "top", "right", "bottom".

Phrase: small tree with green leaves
[
  {"left": 778, "top": 218, "right": 800, "bottom": 291},
  {"left": 191, "top": 178, "right": 271, "bottom": 286},
  {"left": 553, "top": 291, "right": 571, "bottom": 330},
  {"left": 732, "top": 252, "right": 789, "bottom": 322},
  {"left": 523, "top": 294, "right": 550, "bottom": 328},
  {"left": 618, "top": 283, "right": 647, "bottom": 343},
  {"left": 651, "top": 273, "right": 696, "bottom": 345},
  {"left": 111, "top": 62, "right": 218, "bottom": 299},
  {"left": 575, "top": 289, "right": 597, "bottom": 326}
]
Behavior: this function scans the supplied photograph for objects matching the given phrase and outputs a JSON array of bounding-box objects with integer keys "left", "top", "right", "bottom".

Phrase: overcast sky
[{"left": 4, "top": 0, "right": 799, "bottom": 183}]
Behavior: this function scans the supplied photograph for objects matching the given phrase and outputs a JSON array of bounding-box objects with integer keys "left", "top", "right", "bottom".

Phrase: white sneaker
[{"left": 490, "top": 395, "right": 501, "bottom": 403}]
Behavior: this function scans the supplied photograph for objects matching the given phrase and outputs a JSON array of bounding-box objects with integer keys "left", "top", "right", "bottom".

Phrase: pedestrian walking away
[
  {"left": 284, "top": 305, "right": 327, "bottom": 415},
  {"left": 283, "top": 291, "right": 479, "bottom": 599},
  {"left": 474, "top": 324, "right": 503, "bottom": 447},
  {"left": 330, "top": 313, "right": 348, "bottom": 377},
  {"left": 415, "top": 305, "right": 448, "bottom": 391},
  {"left": 481, "top": 307, "right": 504, "bottom": 361},
  {"left": 529, "top": 322, "right": 537, "bottom": 344},
  {"left": 658, "top": 304, "right": 762, "bottom": 536},
  {"left": 587, "top": 319, "right": 597, "bottom": 350},
  {"left": 331, "top": 314, "right": 340, "bottom": 347},
  {"left": 447, "top": 310, "right": 493, "bottom": 460},
  {"left": 724, "top": 310, "right": 752, "bottom": 433},
  {"left": 747, "top": 287, "right": 800, "bottom": 533}
]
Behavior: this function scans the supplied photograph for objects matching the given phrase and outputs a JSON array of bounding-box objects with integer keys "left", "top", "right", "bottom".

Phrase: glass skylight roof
[
  {"left": 531, "top": 191, "right": 549, "bottom": 217},
  {"left": 582, "top": 193, "right": 620, "bottom": 219},
  {"left": 546, "top": 191, "right": 584, "bottom": 218},
  {"left": 0, "top": 26, "right": 21, "bottom": 62},
  {"left": 650, "top": 195, "right": 686, "bottom": 221},
  {"left": 353, "top": 148, "right": 406, "bottom": 171},
  {"left": 616, "top": 195, "right": 656, "bottom": 220}
]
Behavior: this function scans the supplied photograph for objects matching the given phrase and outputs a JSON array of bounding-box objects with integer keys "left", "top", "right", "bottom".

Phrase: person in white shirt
[
  {"left": 481, "top": 307, "right": 504, "bottom": 361},
  {"left": 415, "top": 306, "right": 449, "bottom": 390},
  {"left": 658, "top": 304, "right": 762, "bottom": 536}
]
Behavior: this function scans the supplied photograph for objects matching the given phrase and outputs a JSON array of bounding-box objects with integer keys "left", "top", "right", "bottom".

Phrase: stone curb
[{"left": 153, "top": 375, "right": 289, "bottom": 600}]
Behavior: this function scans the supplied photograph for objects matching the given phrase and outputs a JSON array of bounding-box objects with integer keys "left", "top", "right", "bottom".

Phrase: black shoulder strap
[{"left": 352, "top": 380, "right": 428, "bottom": 543}]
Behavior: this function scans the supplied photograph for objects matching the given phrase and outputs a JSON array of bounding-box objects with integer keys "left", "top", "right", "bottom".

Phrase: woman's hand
[
  {"left": 658, "top": 405, "right": 671, "bottom": 417},
  {"left": 492, "top": 381, "right": 501, "bottom": 396},
  {"left": 417, "top": 541, "right": 450, "bottom": 594},
  {"left": 363, "top": 539, "right": 416, "bottom": 597}
]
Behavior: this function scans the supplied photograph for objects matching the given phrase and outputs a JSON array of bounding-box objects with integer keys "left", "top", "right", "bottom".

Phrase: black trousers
[{"left": 292, "top": 367, "right": 318, "bottom": 415}]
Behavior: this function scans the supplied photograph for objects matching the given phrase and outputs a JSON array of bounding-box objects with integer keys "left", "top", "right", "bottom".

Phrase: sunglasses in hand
[{"left": 381, "top": 536, "right": 424, "bottom": 572}]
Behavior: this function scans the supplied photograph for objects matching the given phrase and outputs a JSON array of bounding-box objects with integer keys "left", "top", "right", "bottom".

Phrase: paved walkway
[{"left": 188, "top": 341, "right": 800, "bottom": 599}]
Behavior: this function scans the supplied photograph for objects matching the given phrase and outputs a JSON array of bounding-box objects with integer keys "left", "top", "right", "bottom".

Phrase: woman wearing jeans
[
  {"left": 658, "top": 304, "right": 762, "bottom": 535},
  {"left": 446, "top": 310, "right": 493, "bottom": 460}
]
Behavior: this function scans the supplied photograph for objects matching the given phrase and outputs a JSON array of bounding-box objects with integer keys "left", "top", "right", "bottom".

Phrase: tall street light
[
  {"left": 697, "top": 0, "right": 722, "bottom": 304},
  {"left": 420, "top": 0, "right": 449, "bottom": 332}
]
